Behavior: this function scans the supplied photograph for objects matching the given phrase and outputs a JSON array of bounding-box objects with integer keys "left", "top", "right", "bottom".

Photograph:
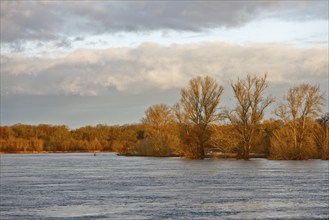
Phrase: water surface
[{"left": 1, "top": 153, "right": 328, "bottom": 219}]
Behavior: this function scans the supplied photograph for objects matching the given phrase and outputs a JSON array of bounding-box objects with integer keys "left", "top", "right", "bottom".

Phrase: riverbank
[
  {"left": 0, "top": 150, "right": 110, "bottom": 154},
  {"left": 1, "top": 151, "right": 328, "bottom": 160}
]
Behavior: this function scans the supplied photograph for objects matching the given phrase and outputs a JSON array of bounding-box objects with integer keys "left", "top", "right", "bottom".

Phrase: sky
[{"left": 1, "top": 0, "right": 328, "bottom": 128}]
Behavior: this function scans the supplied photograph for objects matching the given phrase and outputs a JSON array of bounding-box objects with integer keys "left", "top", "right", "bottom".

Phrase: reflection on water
[{"left": 1, "top": 153, "right": 328, "bottom": 219}]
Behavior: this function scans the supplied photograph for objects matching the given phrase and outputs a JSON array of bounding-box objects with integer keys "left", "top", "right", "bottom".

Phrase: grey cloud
[
  {"left": 8, "top": 40, "right": 26, "bottom": 53},
  {"left": 54, "top": 38, "right": 72, "bottom": 48},
  {"left": 266, "top": 1, "right": 329, "bottom": 21},
  {"left": 74, "top": 36, "right": 85, "bottom": 41},
  {"left": 1, "top": 42, "right": 327, "bottom": 98},
  {"left": 1, "top": 1, "right": 327, "bottom": 43},
  {"left": 1, "top": 1, "right": 64, "bottom": 42}
]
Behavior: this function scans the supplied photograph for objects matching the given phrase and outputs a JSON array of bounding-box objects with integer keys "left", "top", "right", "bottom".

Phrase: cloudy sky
[{"left": 1, "top": 0, "right": 328, "bottom": 128}]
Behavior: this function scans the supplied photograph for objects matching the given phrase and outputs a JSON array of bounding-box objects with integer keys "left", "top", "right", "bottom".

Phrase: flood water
[{"left": 0, "top": 153, "right": 328, "bottom": 219}]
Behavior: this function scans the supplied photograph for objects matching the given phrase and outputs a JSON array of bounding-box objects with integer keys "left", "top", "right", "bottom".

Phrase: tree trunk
[
  {"left": 243, "top": 143, "right": 250, "bottom": 160},
  {"left": 198, "top": 145, "right": 205, "bottom": 159}
]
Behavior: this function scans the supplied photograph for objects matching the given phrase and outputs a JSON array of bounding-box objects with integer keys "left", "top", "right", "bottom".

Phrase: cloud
[
  {"left": 1, "top": 1, "right": 327, "bottom": 43},
  {"left": 74, "top": 36, "right": 85, "bottom": 42},
  {"left": 54, "top": 38, "right": 72, "bottom": 48},
  {"left": 1, "top": 1, "right": 63, "bottom": 42},
  {"left": 1, "top": 42, "right": 327, "bottom": 97}
]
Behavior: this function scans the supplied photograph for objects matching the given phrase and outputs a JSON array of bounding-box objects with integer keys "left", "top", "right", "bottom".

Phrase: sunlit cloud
[{"left": 1, "top": 42, "right": 327, "bottom": 96}]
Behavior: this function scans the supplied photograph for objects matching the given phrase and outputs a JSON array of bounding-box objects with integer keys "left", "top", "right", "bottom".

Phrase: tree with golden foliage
[
  {"left": 273, "top": 84, "right": 325, "bottom": 159},
  {"left": 133, "top": 104, "right": 180, "bottom": 156},
  {"left": 314, "top": 113, "right": 329, "bottom": 160},
  {"left": 175, "top": 76, "right": 224, "bottom": 159},
  {"left": 226, "top": 74, "right": 274, "bottom": 159}
]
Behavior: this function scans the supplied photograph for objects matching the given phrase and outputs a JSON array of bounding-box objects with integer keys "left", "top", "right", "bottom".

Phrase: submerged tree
[
  {"left": 226, "top": 74, "right": 274, "bottom": 159},
  {"left": 176, "top": 76, "right": 224, "bottom": 159},
  {"left": 273, "top": 84, "right": 325, "bottom": 159}
]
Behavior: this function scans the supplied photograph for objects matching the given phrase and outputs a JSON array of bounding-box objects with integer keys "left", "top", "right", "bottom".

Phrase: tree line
[
  {"left": 0, "top": 124, "right": 144, "bottom": 154},
  {"left": 1, "top": 74, "right": 328, "bottom": 160}
]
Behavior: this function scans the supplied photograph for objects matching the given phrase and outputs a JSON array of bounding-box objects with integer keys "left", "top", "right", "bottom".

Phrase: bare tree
[
  {"left": 275, "top": 84, "right": 325, "bottom": 159},
  {"left": 227, "top": 74, "right": 274, "bottom": 159},
  {"left": 176, "top": 76, "right": 224, "bottom": 159}
]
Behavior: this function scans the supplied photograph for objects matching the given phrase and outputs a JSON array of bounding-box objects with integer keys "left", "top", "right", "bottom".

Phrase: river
[{"left": 0, "top": 153, "right": 328, "bottom": 219}]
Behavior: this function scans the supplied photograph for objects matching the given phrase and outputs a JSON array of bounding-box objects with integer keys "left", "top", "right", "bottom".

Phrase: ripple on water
[{"left": 1, "top": 153, "right": 328, "bottom": 220}]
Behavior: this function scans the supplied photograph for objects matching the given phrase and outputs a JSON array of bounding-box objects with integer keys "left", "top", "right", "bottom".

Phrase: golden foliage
[
  {"left": 130, "top": 104, "right": 181, "bottom": 156},
  {"left": 270, "top": 121, "right": 318, "bottom": 159}
]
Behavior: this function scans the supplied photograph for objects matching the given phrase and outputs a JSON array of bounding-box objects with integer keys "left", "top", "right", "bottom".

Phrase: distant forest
[{"left": 1, "top": 74, "right": 328, "bottom": 160}]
